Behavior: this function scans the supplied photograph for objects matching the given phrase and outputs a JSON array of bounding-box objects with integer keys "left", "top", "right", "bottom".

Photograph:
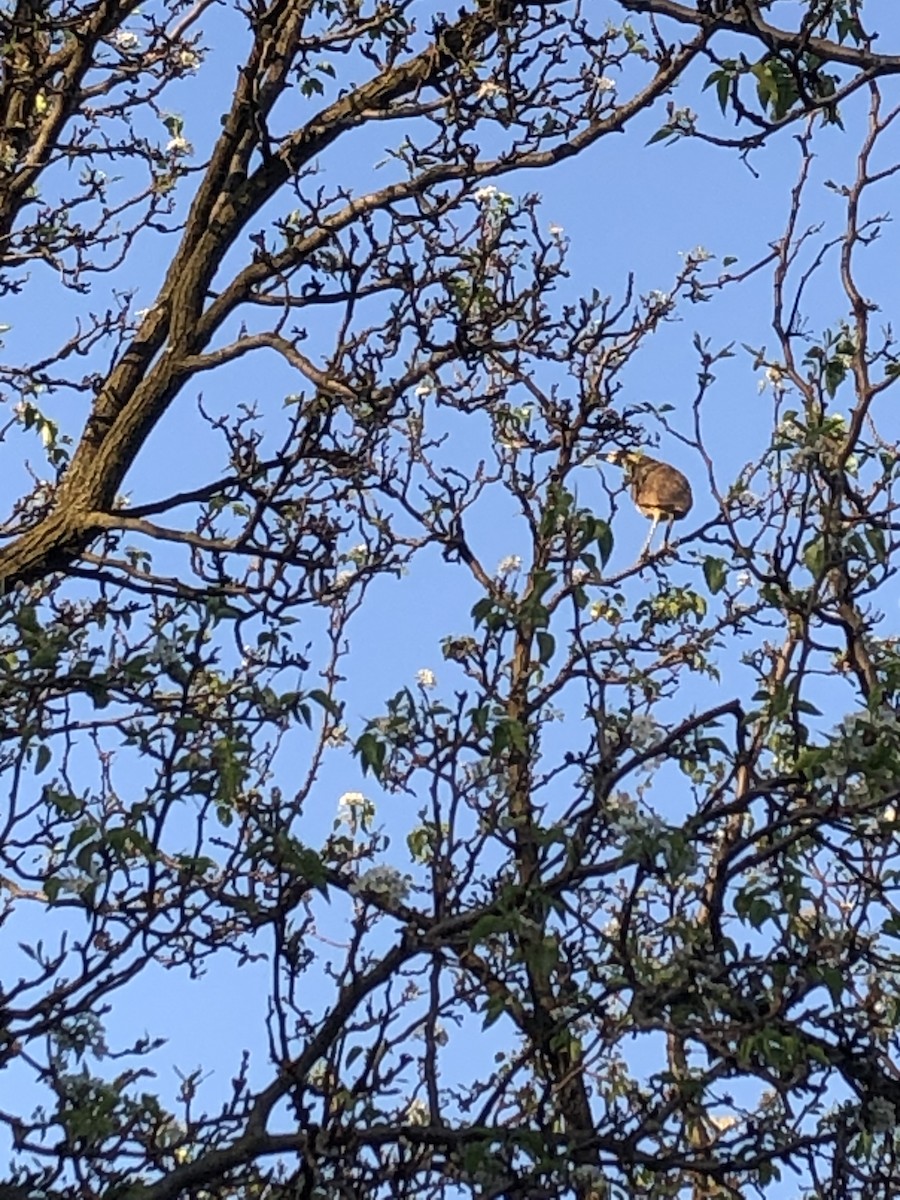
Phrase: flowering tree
[{"left": 4, "top": 2, "right": 900, "bottom": 1198}]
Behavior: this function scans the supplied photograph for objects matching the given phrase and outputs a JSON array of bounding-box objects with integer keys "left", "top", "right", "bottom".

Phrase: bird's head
[{"left": 606, "top": 448, "right": 644, "bottom": 468}]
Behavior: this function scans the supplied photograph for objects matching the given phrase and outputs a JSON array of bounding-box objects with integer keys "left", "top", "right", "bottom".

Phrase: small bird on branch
[{"left": 607, "top": 448, "right": 693, "bottom": 556}]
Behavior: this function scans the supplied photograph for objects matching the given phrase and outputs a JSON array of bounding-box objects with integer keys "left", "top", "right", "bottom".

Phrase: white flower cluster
[
  {"left": 775, "top": 415, "right": 804, "bottom": 443},
  {"left": 112, "top": 29, "right": 140, "bottom": 50},
  {"left": 758, "top": 364, "right": 786, "bottom": 394},
  {"left": 177, "top": 48, "right": 202, "bottom": 71},
  {"left": 590, "top": 599, "right": 620, "bottom": 623},
  {"left": 350, "top": 865, "right": 411, "bottom": 903},
  {"left": 476, "top": 79, "right": 503, "bottom": 99},
  {"left": 607, "top": 791, "right": 636, "bottom": 818},
  {"left": 497, "top": 554, "right": 522, "bottom": 576},
  {"left": 416, "top": 668, "right": 437, "bottom": 690},
  {"left": 166, "top": 135, "right": 193, "bottom": 157},
  {"left": 406, "top": 1097, "right": 430, "bottom": 1125},
  {"left": 680, "top": 245, "right": 711, "bottom": 264},
  {"left": 647, "top": 289, "right": 673, "bottom": 317},
  {"left": 473, "top": 184, "right": 512, "bottom": 205},
  {"left": 337, "top": 790, "right": 373, "bottom": 831},
  {"left": 629, "top": 713, "right": 660, "bottom": 750}
]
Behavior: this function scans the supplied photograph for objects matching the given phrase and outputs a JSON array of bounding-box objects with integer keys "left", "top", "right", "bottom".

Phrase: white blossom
[
  {"left": 308, "top": 1060, "right": 330, "bottom": 1088},
  {"left": 113, "top": 30, "right": 140, "bottom": 50},
  {"left": 729, "top": 488, "right": 760, "bottom": 509},
  {"left": 178, "top": 48, "right": 202, "bottom": 70},
  {"left": 629, "top": 713, "right": 659, "bottom": 749},
  {"left": 166, "top": 135, "right": 193, "bottom": 156},
  {"left": 607, "top": 792, "right": 636, "bottom": 817},
  {"left": 337, "top": 791, "right": 368, "bottom": 822},
  {"left": 709, "top": 1114, "right": 739, "bottom": 1133},
  {"left": 406, "top": 1098, "right": 430, "bottom": 1125},
  {"left": 776, "top": 416, "right": 804, "bottom": 442},
  {"left": 350, "top": 865, "right": 411, "bottom": 903},
  {"left": 590, "top": 600, "right": 618, "bottom": 622},
  {"left": 596, "top": 76, "right": 616, "bottom": 93},
  {"left": 759, "top": 363, "right": 788, "bottom": 394},
  {"left": 497, "top": 554, "right": 522, "bottom": 576},
  {"left": 476, "top": 80, "right": 503, "bottom": 99},
  {"left": 416, "top": 668, "right": 437, "bottom": 690},
  {"left": 474, "top": 184, "right": 512, "bottom": 205}
]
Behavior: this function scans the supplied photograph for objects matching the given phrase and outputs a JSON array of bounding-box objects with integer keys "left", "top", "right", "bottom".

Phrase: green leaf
[
  {"left": 817, "top": 965, "right": 844, "bottom": 1004},
  {"left": 471, "top": 596, "right": 496, "bottom": 628},
  {"left": 491, "top": 718, "right": 527, "bottom": 756},
  {"left": 803, "top": 536, "right": 826, "bottom": 576},
  {"left": 308, "top": 688, "right": 342, "bottom": 718},
  {"left": 67, "top": 823, "right": 96, "bottom": 853},
  {"left": 646, "top": 124, "right": 674, "bottom": 146},
  {"left": 865, "top": 527, "right": 886, "bottom": 564},
  {"left": 536, "top": 631, "right": 555, "bottom": 665},
  {"left": 354, "top": 732, "right": 386, "bottom": 779},
  {"left": 469, "top": 913, "right": 513, "bottom": 945},
  {"left": 482, "top": 991, "right": 509, "bottom": 1028},
  {"left": 595, "top": 519, "right": 613, "bottom": 566},
  {"left": 703, "top": 557, "right": 727, "bottom": 595}
]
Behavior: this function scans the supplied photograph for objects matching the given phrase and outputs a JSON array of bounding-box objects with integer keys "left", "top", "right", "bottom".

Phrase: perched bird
[{"left": 606, "top": 449, "right": 693, "bottom": 555}]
